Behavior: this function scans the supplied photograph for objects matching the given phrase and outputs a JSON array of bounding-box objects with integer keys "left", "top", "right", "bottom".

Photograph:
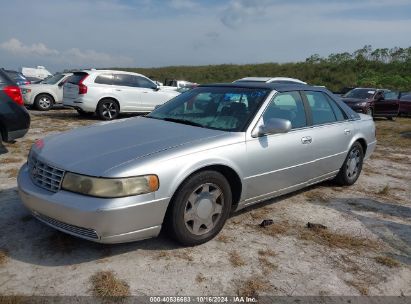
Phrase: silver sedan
[{"left": 18, "top": 83, "right": 376, "bottom": 245}]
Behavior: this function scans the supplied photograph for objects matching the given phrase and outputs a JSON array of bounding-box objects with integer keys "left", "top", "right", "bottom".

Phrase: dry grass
[
  {"left": 228, "top": 250, "right": 246, "bottom": 267},
  {"left": 0, "top": 248, "right": 9, "bottom": 266},
  {"left": 215, "top": 234, "right": 233, "bottom": 243},
  {"left": 4, "top": 168, "right": 19, "bottom": 178},
  {"left": 237, "top": 276, "right": 270, "bottom": 297},
  {"left": 195, "top": 273, "right": 206, "bottom": 283},
  {"left": 377, "top": 184, "right": 390, "bottom": 196},
  {"left": 258, "top": 256, "right": 278, "bottom": 275},
  {"left": 375, "top": 118, "right": 411, "bottom": 149},
  {"left": 90, "top": 270, "right": 130, "bottom": 298},
  {"left": 0, "top": 157, "right": 22, "bottom": 164},
  {"left": 257, "top": 220, "right": 291, "bottom": 237},
  {"left": 154, "top": 250, "right": 193, "bottom": 262},
  {"left": 298, "top": 227, "right": 379, "bottom": 251},
  {"left": 375, "top": 256, "right": 400, "bottom": 268},
  {"left": 304, "top": 190, "right": 330, "bottom": 203},
  {"left": 345, "top": 280, "right": 369, "bottom": 295},
  {"left": 257, "top": 249, "right": 277, "bottom": 257},
  {"left": 0, "top": 295, "right": 23, "bottom": 304}
]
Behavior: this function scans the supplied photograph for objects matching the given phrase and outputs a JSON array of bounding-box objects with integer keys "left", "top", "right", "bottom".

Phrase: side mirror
[
  {"left": 153, "top": 85, "right": 160, "bottom": 91},
  {"left": 58, "top": 81, "right": 65, "bottom": 87},
  {"left": 252, "top": 118, "right": 292, "bottom": 137}
]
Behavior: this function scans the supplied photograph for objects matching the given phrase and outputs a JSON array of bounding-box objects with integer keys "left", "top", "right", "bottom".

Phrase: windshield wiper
[{"left": 162, "top": 117, "right": 204, "bottom": 127}]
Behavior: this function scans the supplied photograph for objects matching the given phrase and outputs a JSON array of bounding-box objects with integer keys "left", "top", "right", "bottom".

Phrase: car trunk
[{"left": 64, "top": 72, "right": 88, "bottom": 100}]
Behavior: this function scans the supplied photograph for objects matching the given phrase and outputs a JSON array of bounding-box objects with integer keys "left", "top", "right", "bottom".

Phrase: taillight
[
  {"left": 4, "top": 86, "right": 24, "bottom": 106},
  {"left": 78, "top": 75, "right": 88, "bottom": 94}
]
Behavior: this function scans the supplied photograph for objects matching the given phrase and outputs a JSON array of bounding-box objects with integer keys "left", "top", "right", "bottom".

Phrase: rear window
[{"left": 68, "top": 72, "right": 88, "bottom": 84}]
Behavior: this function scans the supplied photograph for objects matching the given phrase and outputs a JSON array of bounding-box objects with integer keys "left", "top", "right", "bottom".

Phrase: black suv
[{"left": 0, "top": 69, "right": 30, "bottom": 143}]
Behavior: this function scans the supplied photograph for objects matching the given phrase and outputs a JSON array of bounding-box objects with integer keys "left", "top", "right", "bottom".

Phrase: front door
[
  {"left": 374, "top": 91, "right": 400, "bottom": 117},
  {"left": 244, "top": 91, "right": 314, "bottom": 203}
]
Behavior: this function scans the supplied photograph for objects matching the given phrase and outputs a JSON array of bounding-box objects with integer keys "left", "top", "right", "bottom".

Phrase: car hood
[
  {"left": 341, "top": 98, "right": 367, "bottom": 104},
  {"left": 34, "top": 117, "right": 227, "bottom": 176},
  {"left": 21, "top": 84, "right": 55, "bottom": 90}
]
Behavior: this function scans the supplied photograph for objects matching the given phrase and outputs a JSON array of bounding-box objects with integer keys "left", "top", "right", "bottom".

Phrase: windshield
[
  {"left": 147, "top": 86, "right": 270, "bottom": 132},
  {"left": 41, "top": 74, "right": 65, "bottom": 84},
  {"left": 343, "top": 88, "right": 375, "bottom": 99}
]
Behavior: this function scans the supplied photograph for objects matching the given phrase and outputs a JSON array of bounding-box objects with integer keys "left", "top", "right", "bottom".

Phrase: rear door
[
  {"left": 112, "top": 74, "right": 140, "bottom": 111},
  {"left": 301, "top": 91, "right": 353, "bottom": 181},
  {"left": 374, "top": 91, "right": 400, "bottom": 117}
]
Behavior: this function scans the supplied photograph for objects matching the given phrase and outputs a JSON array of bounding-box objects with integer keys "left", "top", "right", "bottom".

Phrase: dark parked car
[
  {"left": 0, "top": 69, "right": 30, "bottom": 143},
  {"left": 399, "top": 94, "right": 411, "bottom": 116},
  {"left": 341, "top": 88, "right": 400, "bottom": 120},
  {"left": 2, "top": 69, "right": 31, "bottom": 86}
]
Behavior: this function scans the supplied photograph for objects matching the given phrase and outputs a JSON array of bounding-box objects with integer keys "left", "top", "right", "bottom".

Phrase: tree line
[{"left": 118, "top": 45, "right": 411, "bottom": 92}]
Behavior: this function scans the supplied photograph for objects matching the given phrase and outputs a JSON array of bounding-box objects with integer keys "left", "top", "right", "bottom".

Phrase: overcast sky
[{"left": 1, "top": 0, "right": 411, "bottom": 72}]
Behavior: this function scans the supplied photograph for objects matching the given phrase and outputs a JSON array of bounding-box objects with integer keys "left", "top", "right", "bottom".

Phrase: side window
[
  {"left": 326, "top": 94, "right": 346, "bottom": 121},
  {"left": 305, "top": 91, "right": 337, "bottom": 125},
  {"left": 135, "top": 76, "right": 156, "bottom": 89},
  {"left": 384, "top": 91, "right": 399, "bottom": 100},
  {"left": 113, "top": 74, "right": 137, "bottom": 87},
  {"left": 95, "top": 74, "right": 113, "bottom": 85},
  {"left": 263, "top": 91, "right": 307, "bottom": 129}
]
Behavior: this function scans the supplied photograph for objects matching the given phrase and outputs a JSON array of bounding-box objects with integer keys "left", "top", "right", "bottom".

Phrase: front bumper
[{"left": 17, "top": 164, "right": 170, "bottom": 243}]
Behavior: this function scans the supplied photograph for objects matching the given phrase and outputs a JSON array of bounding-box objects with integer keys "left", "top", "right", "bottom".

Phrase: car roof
[
  {"left": 200, "top": 82, "right": 320, "bottom": 93},
  {"left": 79, "top": 69, "right": 147, "bottom": 78},
  {"left": 234, "top": 77, "right": 307, "bottom": 84}
]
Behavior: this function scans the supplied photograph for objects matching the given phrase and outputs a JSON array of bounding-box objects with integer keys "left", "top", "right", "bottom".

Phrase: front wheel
[
  {"left": 166, "top": 171, "right": 232, "bottom": 246},
  {"left": 96, "top": 99, "right": 119, "bottom": 120},
  {"left": 334, "top": 142, "right": 364, "bottom": 186},
  {"left": 34, "top": 94, "right": 54, "bottom": 111}
]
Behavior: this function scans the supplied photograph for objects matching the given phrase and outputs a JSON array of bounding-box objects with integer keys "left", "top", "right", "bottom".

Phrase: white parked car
[
  {"left": 20, "top": 73, "right": 72, "bottom": 111},
  {"left": 63, "top": 70, "right": 180, "bottom": 120},
  {"left": 234, "top": 77, "right": 307, "bottom": 84}
]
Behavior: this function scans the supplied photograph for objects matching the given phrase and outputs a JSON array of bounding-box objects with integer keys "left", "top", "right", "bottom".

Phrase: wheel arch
[
  {"left": 35, "top": 92, "right": 56, "bottom": 104},
  {"left": 166, "top": 163, "right": 243, "bottom": 214}
]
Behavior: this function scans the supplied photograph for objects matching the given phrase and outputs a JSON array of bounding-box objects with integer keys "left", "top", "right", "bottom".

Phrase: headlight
[
  {"left": 356, "top": 102, "right": 367, "bottom": 107},
  {"left": 21, "top": 88, "right": 31, "bottom": 94},
  {"left": 61, "top": 172, "right": 159, "bottom": 198}
]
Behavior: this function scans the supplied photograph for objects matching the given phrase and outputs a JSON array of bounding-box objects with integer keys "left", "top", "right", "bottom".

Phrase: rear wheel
[
  {"left": 334, "top": 142, "right": 364, "bottom": 186},
  {"left": 34, "top": 94, "right": 54, "bottom": 111},
  {"left": 387, "top": 116, "right": 396, "bottom": 121},
  {"left": 96, "top": 99, "right": 119, "bottom": 120},
  {"left": 166, "top": 171, "right": 232, "bottom": 246}
]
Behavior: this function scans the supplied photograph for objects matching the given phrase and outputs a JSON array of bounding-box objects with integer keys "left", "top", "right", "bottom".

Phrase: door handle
[
  {"left": 301, "top": 136, "right": 312, "bottom": 144},
  {"left": 344, "top": 129, "right": 351, "bottom": 135}
]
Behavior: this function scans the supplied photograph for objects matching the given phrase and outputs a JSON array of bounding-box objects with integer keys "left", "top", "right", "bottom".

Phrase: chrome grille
[
  {"left": 28, "top": 154, "right": 65, "bottom": 192},
  {"left": 33, "top": 212, "right": 99, "bottom": 239}
]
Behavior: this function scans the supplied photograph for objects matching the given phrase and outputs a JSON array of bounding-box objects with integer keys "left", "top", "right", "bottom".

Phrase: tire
[
  {"left": 166, "top": 170, "right": 232, "bottom": 246},
  {"left": 387, "top": 116, "right": 396, "bottom": 121},
  {"left": 334, "top": 142, "right": 364, "bottom": 186},
  {"left": 76, "top": 109, "right": 94, "bottom": 117},
  {"left": 366, "top": 107, "right": 373, "bottom": 117},
  {"left": 34, "top": 94, "right": 54, "bottom": 111},
  {"left": 96, "top": 99, "right": 119, "bottom": 120}
]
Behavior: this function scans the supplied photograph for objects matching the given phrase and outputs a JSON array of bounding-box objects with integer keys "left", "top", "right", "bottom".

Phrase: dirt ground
[{"left": 0, "top": 109, "right": 410, "bottom": 297}]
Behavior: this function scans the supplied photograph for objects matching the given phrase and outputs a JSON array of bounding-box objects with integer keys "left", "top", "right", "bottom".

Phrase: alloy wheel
[
  {"left": 346, "top": 148, "right": 361, "bottom": 179},
  {"left": 39, "top": 97, "right": 51, "bottom": 109},
  {"left": 102, "top": 102, "right": 117, "bottom": 119},
  {"left": 184, "top": 183, "right": 224, "bottom": 236}
]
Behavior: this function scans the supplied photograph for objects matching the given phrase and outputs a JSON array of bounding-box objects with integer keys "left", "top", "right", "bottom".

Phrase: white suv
[{"left": 63, "top": 70, "right": 180, "bottom": 120}]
